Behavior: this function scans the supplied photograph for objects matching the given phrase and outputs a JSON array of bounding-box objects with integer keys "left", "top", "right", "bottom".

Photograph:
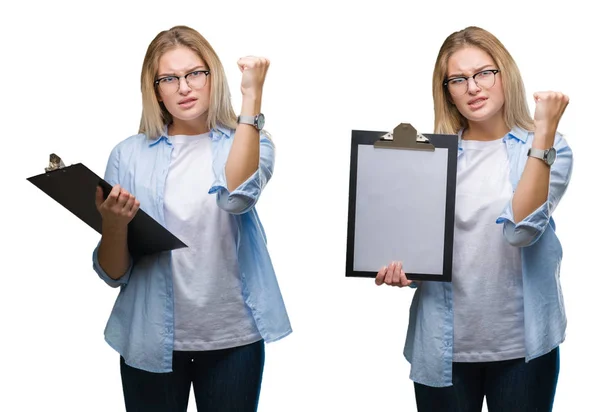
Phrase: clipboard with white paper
[{"left": 345, "top": 123, "right": 458, "bottom": 282}]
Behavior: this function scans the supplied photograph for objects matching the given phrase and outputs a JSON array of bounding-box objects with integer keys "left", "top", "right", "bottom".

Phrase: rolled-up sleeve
[
  {"left": 210, "top": 130, "right": 275, "bottom": 215},
  {"left": 496, "top": 133, "right": 573, "bottom": 247},
  {"left": 92, "top": 144, "right": 133, "bottom": 287}
]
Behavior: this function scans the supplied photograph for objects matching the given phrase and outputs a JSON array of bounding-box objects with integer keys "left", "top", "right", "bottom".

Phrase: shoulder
[
  {"left": 109, "top": 132, "right": 155, "bottom": 156},
  {"left": 512, "top": 126, "right": 569, "bottom": 150}
]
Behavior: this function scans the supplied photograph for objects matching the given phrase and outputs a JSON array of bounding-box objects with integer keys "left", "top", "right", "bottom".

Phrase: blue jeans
[
  {"left": 414, "top": 347, "right": 560, "bottom": 412},
  {"left": 120, "top": 339, "right": 265, "bottom": 412}
]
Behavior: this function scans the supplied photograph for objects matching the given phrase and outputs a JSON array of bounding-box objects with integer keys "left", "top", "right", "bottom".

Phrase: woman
[
  {"left": 375, "top": 26, "right": 572, "bottom": 411},
  {"left": 92, "top": 25, "right": 291, "bottom": 412}
]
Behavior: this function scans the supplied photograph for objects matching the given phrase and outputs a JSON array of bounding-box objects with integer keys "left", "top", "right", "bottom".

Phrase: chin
[
  {"left": 175, "top": 108, "right": 208, "bottom": 122},
  {"left": 462, "top": 107, "right": 500, "bottom": 123}
]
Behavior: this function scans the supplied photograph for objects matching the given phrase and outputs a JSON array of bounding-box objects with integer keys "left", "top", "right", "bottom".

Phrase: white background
[{"left": 2, "top": 1, "right": 597, "bottom": 411}]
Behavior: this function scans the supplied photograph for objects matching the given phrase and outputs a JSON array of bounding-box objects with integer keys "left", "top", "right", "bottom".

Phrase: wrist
[
  {"left": 240, "top": 94, "right": 262, "bottom": 115},
  {"left": 102, "top": 219, "right": 129, "bottom": 237},
  {"left": 532, "top": 127, "right": 555, "bottom": 149}
]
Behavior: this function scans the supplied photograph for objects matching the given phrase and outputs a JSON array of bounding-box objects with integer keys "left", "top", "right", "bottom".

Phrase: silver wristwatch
[
  {"left": 527, "top": 147, "right": 556, "bottom": 166},
  {"left": 237, "top": 113, "right": 265, "bottom": 131}
]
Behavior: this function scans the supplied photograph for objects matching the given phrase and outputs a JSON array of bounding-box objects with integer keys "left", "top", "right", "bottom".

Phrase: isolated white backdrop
[{"left": 2, "top": 1, "right": 597, "bottom": 411}]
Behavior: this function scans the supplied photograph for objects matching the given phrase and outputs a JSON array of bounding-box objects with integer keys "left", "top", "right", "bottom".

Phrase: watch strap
[
  {"left": 237, "top": 115, "right": 255, "bottom": 125},
  {"left": 527, "top": 148, "right": 546, "bottom": 160}
]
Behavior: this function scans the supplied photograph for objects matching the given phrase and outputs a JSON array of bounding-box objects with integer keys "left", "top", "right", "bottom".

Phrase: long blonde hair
[
  {"left": 139, "top": 25, "right": 237, "bottom": 139},
  {"left": 432, "top": 26, "right": 534, "bottom": 134}
]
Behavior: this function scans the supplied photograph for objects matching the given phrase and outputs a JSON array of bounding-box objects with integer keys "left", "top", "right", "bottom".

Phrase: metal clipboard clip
[
  {"left": 44, "top": 153, "right": 66, "bottom": 172},
  {"left": 374, "top": 122, "right": 435, "bottom": 151}
]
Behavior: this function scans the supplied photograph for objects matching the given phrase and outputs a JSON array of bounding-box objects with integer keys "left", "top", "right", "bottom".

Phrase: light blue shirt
[
  {"left": 403, "top": 126, "right": 573, "bottom": 387},
  {"left": 92, "top": 125, "right": 292, "bottom": 373}
]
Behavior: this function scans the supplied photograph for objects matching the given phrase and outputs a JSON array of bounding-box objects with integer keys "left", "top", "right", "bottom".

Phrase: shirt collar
[
  {"left": 147, "top": 123, "right": 234, "bottom": 147},
  {"left": 457, "top": 125, "right": 530, "bottom": 151},
  {"left": 506, "top": 126, "right": 529, "bottom": 143}
]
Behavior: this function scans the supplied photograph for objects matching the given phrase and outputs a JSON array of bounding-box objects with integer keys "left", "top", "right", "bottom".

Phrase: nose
[
  {"left": 466, "top": 77, "right": 480, "bottom": 94},
  {"left": 179, "top": 77, "right": 192, "bottom": 94}
]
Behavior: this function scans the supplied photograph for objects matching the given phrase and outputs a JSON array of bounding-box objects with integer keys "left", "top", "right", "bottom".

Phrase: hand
[
  {"left": 237, "top": 56, "right": 270, "bottom": 99},
  {"left": 533, "top": 91, "right": 569, "bottom": 135},
  {"left": 95, "top": 184, "right": 140, "bottom": 229},
  {"left": 375, "top": 261, "right": 413, "bottom": 288}
]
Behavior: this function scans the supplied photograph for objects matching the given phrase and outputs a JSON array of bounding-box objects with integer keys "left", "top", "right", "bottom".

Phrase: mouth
[
  {"left": 178, "top": 97, "right": 197, "bottom": 105},
  {"left": 468, "top": 97, "right": 488, "bottom": 106}
]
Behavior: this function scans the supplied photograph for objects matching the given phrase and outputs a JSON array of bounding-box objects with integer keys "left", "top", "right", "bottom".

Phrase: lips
[
  {"left": 468, "top": 97, "right": 487, "bottom": 106},
  {"left": 178, "top": 97, "right": 197, "bottom": 105}
]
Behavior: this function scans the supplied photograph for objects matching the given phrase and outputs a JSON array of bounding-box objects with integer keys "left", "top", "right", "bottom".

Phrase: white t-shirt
[
  {"left": 452, "top": 137, "right": 526, "bottom": 362},
  {"left": 163, "top": 133, "right": 262, "bottom": 351}
]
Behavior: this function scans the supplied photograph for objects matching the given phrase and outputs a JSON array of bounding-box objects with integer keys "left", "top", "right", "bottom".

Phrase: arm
[
  {"left": 92, "top": 146, "right": 139, "bottom": 287},
  {"left": 511, "top": 128, "right": 556, "bottom": 223},
  {"left": 212, "top": 130, "right": 275, "bottom": 215},
  {"left": 225, "top": 95, "right": 261, "bottom": 192},
  {"left": 225, "top": 56, "right": 270, "bottom": 193},
  {"left": 95, "top": 186, "right": 137, "bottom": 281},
  {"left": 498, "top": 92, "right": 572, "bottom": 247},
  {"left": 212, "top": 56, "right": 274, "bottom": 215}
]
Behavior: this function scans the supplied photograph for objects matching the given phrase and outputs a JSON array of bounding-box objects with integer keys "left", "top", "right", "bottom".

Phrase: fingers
[
  {"left": 375, "top": 261, "right": 411, "bottom": 288},
  {"left": 392, "top": 262, "right": 402, "bottom": 285},
  {"left": 98, "top": 185, "right": 138, "bottom": 214},
  {"left": 375, "top": 266, "right": 387, "bottom": 286},
  {"left": 117, "top": 189, "right": 131, "bottom": 209},
  {"left": 237, "top": 56, "right": 270, "bottom": 71},
  {"left": 104, "top": 184, "right": 122, "bottom": 206},
  {"left": 534, "top": 91, "right": 570, "bottom": 105},
  {"left": 399, "top": 269, "right": 413, "bottom": 287},
  {"left": 129, "top": 198, "right": 141, "bottom": 218},
  {"left": 384, "top": 262, "right": 397, "bottom": 285},
  {"left": 123, "top": 191, "right": 136, "bottom": 211}
]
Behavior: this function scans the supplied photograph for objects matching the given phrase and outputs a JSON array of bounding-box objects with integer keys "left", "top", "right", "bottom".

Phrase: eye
[
  {"left": 160, "top": 76, "right": 176, "bottom": 83},
  {"left": 188, "top": 71, "right": 203, "bottom": 78},
  {"left": 448, "top": 78, "right": 466, "bottom": 85},
  {"left": 478, "top": 70, "right": 494, "bottom": 77}
]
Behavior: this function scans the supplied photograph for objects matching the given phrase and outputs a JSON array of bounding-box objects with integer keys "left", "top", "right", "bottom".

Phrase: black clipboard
[
  {"left": 345, "top": 123, "right": 458, "bottom": 282},
  {"left": 27, "top": 160, "right": 187, "bottom": 257}
]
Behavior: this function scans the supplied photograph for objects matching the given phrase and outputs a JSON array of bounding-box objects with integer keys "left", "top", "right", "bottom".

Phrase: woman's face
[
  {"left": 156, "top": 46, "right": 211, "bottom": 130},
  {"left": 445, "top": 46, "right": 505, "bottom": 127}
]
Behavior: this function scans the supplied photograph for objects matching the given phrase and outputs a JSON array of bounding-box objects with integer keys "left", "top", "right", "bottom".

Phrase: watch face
[
  {"left": 256, "top": 113, "right": 265, "bottom": 130},
  {"left": 546, "top": 147, "right": 557, "bottom": 165}
]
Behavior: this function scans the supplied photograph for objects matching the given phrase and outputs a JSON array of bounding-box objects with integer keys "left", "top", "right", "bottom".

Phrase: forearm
[
  {"left": 97, "top": 222, "right": 131, "bottom": 280},
  {"left": 225, "top": 95, "right": 261, "bottom": 192},
  {"left": 511, "top": 128, "right": 554, "bottom": 223}
]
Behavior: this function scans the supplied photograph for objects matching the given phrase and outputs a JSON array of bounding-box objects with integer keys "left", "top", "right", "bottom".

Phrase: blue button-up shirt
[
  {"left": 403, "top": 126, "right": 573, "bottom": 387},
  {"left": 92, "top": 125, "right": 292, "bottom": 373}
]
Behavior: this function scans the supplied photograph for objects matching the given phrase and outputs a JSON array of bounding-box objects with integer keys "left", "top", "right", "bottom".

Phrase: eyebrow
[
  {"left": 447, "top": 64, "right": 495, "bottom": 78},
  {"left": 157, "top": 65, "right": 206, "bottom": 78}
]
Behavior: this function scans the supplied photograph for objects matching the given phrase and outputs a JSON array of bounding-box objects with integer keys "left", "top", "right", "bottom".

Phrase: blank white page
[{"left": 353, "top": 144, "right": 449, "bottom": 275}]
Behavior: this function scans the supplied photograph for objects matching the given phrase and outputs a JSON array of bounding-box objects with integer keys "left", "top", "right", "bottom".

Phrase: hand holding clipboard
[
  {"left": 27, "top": 154, "right": 187, "bottom": 257},
  {"left": 345, "top": 123, "right": 458, "bottom": 283}
]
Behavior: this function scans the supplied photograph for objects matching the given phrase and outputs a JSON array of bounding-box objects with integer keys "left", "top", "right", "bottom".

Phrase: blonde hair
[
  {"left": 432, "top": 26, "right": 534, "bottom": 134},
  {"left": 139, "top": 25, "right": 237, "bottom": 139}
]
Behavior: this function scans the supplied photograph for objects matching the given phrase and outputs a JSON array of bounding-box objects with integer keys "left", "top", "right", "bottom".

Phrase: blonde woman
[
  {"left": 375, "top": 26, "right": 572, "bottom": 411},
  {"left": 92, "top": 25, "right": 291, "bottom": 412}
]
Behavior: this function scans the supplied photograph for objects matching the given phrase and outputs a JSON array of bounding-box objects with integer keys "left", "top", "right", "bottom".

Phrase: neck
[
  {"left": 168, "top": 117, "right": 209, "bottom": 136},
  {"left": 464, "top": 116, "right": 509, "bottom": 141}
]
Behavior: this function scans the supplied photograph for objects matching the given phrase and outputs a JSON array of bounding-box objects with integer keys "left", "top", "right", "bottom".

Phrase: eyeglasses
[
  {"left": 154, "top": 69, "right": 210, "bottom": 95},
  {"left": 443, "top": 69, "right": 500, "bottom": 96}
]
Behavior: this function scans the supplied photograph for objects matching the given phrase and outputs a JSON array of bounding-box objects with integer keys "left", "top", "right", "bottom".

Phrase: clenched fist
[
  {"left": 238, "top": 56, "right": 270, "bottom": 99},
  {"left": 533, "top": 91, "right": 569, "bottom": 135}
]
